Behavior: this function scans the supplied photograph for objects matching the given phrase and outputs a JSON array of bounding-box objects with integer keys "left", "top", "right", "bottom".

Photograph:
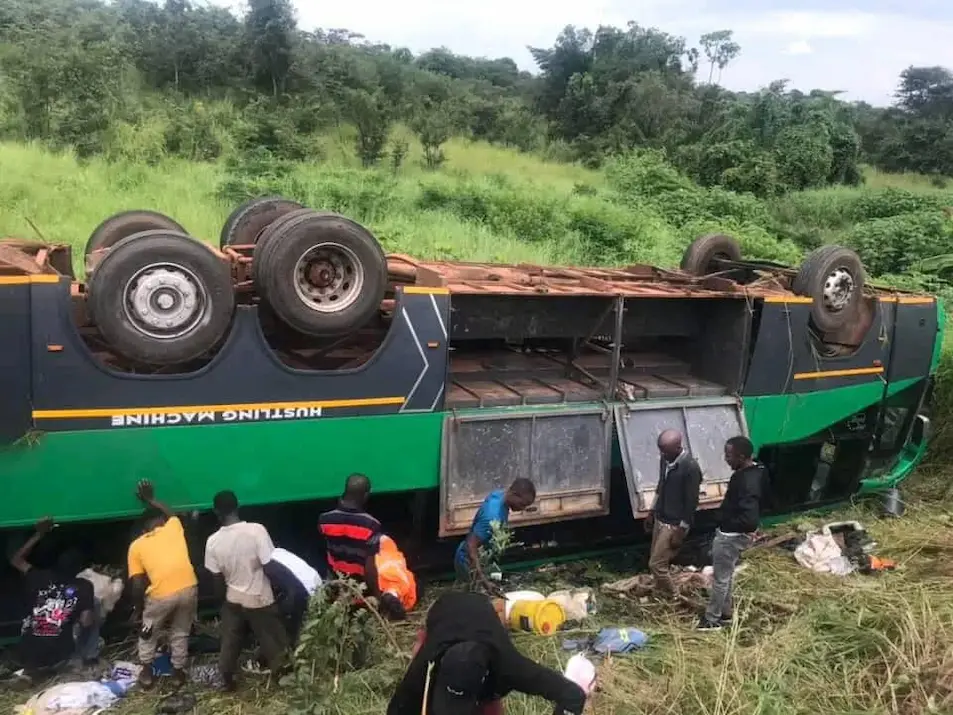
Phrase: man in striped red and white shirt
[{"left": 318, "top": 474, "right": 382, "bottom": 600}]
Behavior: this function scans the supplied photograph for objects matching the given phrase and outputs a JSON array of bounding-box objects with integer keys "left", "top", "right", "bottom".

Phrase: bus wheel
[
  {"left": 85, "top": 210, "right": 187, "bottom": 270},
  {"left": 792, "top": 245, "right": 865, "bottom": 332},
  {"left": 88, "top": 230, "right": 234, "bottom": 365},
  {"left": 254, "top": 211, "right": 387, "bottom": 337},
  {"left": 680, "top": 234, "right": 742, "bottom": 276},
  {"left": 220, "top": 196, "right": 304, "bottom": 248}
]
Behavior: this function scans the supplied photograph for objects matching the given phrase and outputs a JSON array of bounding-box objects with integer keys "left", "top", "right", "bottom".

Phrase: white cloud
[
  {"left": 736, "top": 10, "right": 881, "bottom": 39},
  {"left": 783, "top": 41, "right": 813, "bottom": 56}
]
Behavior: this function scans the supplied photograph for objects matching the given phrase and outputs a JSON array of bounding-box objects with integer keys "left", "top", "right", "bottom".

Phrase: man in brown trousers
[{"left": 645, "top": 430, "right": 703, "bottom": 596}]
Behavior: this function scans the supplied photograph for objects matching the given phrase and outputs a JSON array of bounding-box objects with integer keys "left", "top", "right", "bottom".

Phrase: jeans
[
  {"left": 704, "top": 530, "right": 753, "bottom": 623},
  {"left": 74, "top": 598, "right": 104, "bottom": 663}
]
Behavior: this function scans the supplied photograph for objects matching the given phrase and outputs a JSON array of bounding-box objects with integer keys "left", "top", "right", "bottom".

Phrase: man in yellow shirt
[{"left": 127, "top": 480, "right": 198, "bottom": 688}]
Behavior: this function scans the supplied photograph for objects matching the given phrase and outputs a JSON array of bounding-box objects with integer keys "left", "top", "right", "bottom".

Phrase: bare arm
[
  {"left": 10, "top": 518, "right": 54, "bottom": 574},
  {"left": 136, "top": 480, "right": 174, "bottom": 518},
  {"left": 364, "top": 554, "right": 381, "bottom": 599},
  {"left": 466, "top": 533, "right": 487, "bottom": 581}
]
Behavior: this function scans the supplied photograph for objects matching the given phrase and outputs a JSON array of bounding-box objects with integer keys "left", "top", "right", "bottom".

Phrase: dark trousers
[
  {"left": 219, "top": 601, "right": 288, "bottom": 679},
  {"left": 283, "top": 590, "right": 309, "bottom": 647}
]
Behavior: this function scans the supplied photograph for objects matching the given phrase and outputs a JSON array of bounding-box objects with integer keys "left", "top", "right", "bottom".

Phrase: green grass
[
  {"left": 4, "top": 469, "right": 953, "bottom": 715},
  {"left": 3, "top": 137, "right": 953, "bottom": 714},
  {"left": 0, "top": 138, "right": 604, "bottom": 276}
]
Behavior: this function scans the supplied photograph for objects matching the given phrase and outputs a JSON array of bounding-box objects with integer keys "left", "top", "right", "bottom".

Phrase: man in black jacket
[
  {"left": 646, "top": 430, "right": 703, "bottom": 596},
  {"left": 387, "top": 592, "right": 587, "bottom": 715},
  {"left": 699, "top": 435, "right": 768, "bottom": 631}
]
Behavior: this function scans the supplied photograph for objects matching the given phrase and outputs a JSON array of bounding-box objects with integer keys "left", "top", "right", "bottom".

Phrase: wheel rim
[
  {"left": 292, "top": 242, "right": 365, "bottom": 313},
  {"left": 822, "top": 267, "right": 855, "bottom": 313},
  {"left": 122, "top": 262, "right": 208, "bottom": 340}
]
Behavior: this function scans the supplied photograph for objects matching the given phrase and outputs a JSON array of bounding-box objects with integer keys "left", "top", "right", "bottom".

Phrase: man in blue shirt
[{"left": 454, "top": 478, "right": 536, "bottom": 591}]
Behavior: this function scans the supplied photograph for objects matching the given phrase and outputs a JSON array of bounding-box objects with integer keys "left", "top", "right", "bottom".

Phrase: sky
[{"left": 253, "top": 0, "right": 953, "bottom": 107}]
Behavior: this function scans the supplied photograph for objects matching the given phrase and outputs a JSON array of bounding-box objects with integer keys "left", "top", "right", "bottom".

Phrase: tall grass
[{"left": 2, "top": 139, "right": 953, "bottom": 713}]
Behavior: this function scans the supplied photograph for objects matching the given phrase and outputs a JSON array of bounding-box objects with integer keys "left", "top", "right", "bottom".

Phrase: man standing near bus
[
  {"left": 205, "top": 490, "right": 288, "bottom": 690},
  {"left": 318, "top": 474, "right": 383, "bottom": 600},
  {"left": 698, "top": 436, "right": 768, "bottom": 631},
  {"left": 454, "top": 478, "right": 536, "bottom": 592},
  {"left": 646, "top": 430, "right": 703, "bottom": 596},
  {"left": 127, "top": 480, "right": 198, "bottom": 689}
]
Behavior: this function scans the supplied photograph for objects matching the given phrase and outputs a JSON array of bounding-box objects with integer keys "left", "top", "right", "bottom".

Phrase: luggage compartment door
[
  {"left": 613, "top": 396, "right": 749, "bottom": 517},
  {"left": 438, "top": 406, "right": 612, "bottom": 537}
]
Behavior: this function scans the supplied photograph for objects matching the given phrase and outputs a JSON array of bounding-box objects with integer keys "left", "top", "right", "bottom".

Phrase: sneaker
[
  {"left": 217, "top": 674, "right": 238, "bottom": 693},
  {"left": 720, "top": 615, "right": 733, "bottom": 626},
  {"left": 697, "top": 617, "right": 723, "bottom": 631},
  {"left": 242, "top": 659, "right": 270, "bottom": 675},
  {"left": 171, "top": 668, "right": 188, "bottom": 687}
]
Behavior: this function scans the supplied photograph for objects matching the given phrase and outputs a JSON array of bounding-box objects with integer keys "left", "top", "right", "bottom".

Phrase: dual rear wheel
[{"left": 83, "top": 200, "right": 388, "bottom": 366}]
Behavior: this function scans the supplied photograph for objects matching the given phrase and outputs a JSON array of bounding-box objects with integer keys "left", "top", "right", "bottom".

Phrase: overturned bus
[{"left": 0, "top": 200, "right": 941, "bottom": 625}]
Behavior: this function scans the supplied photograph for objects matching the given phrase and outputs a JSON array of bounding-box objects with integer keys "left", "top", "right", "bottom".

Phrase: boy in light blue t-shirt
[{"left": 454, "top": 478, "right": 536, "bottom": 589}]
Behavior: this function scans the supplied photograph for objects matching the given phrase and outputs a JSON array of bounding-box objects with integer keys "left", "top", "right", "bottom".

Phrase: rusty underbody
[
  {"left": 0, "top": 237, "right": 927, "bottom": 380},
  {"left": 0, "top": 237, "right": 925, "bottom": 303}
]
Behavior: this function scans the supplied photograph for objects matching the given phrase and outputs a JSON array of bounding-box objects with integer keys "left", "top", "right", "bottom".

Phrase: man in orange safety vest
[{"left": 376, "top": 535, "right": 417, "bottom": 620}]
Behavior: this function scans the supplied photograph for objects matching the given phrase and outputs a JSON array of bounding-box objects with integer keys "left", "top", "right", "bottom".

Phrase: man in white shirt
[
  {"left": 204, "top": 490, "right": 288, "bottom": 691},
  {"left": 264, "top": 547, "right": 322, "bottom": 647}
]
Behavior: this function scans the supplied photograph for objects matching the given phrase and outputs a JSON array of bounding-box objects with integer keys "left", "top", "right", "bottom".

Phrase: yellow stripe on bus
[
  {"left": 0, "top": 274, "right": 61, "bottom": 285},
  {"left": 402, "top": 286, "right": 450, "bottom": 295},
  {"left": 792, "top": 366, "right": 884, "bottom": 381},
  {"left": 32, "top": 396, "right": 405, "bottom": 420}
]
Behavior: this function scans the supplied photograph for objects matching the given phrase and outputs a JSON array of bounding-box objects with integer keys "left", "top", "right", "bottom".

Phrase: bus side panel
[
  {"left": 0, "top": 411, "right": 445, "bottom": 529},
  {"left": 743, "top": 301, "right": 893, "bottom": 448},
  {"left": 888, "top": 301, "right": 940, "bottom": 383},
  {"left": 0, "top": 280, "right": 33, "bottom": 444},
  {"left": 27, "top": 282, "right": 449, "bottom": 430}
]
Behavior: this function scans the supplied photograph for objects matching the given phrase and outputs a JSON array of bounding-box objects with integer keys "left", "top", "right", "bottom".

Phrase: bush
[{"left": 842, "top": 210, "right": 953, "bottom": 275}]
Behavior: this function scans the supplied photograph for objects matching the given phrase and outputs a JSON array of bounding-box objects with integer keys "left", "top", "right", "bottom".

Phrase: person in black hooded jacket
[
  {"left": 698, "top": 435, "right": 768, "bottom": 631},
  {"left": 387, "top": 592, "right": 586, "bottom": 715}
]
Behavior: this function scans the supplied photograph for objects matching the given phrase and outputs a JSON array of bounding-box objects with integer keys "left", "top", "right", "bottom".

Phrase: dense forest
[{"left": 1, "top": 0, "right": 953, "bottom": 195}]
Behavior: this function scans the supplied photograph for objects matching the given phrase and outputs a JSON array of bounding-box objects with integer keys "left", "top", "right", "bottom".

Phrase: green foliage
[
  {"left": 843, "top": 211, "right": 953, "bottom": 276},
  {"left": 283, "top": 578, "right": 395, "bottom": 715}
]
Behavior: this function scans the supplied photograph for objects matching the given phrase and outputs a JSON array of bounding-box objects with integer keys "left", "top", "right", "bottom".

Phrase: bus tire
[
  {"left": 680, "top": 234, "right": 742, "bottom": 276},
  {"left": 85, "top": 210, "right": 187, "bottom": 267},
  {"left": 220, "top": 196, "right": 304, "bottom": 248},
  {"left": 254, "top": 211, "right": 387, "bottom": 337},
  {"left": 792, "top": 245, "right": 865, "bottom": 332},
  {"left": 88, "top": 230, "right": 235, "bottom": 365},
  {"left": 250, "top": 208, "right": 318, "bottom": 293}
]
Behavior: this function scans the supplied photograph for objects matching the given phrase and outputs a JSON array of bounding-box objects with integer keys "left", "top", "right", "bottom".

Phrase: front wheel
[{"left": 792, "top": 245, "right": 865, "bottom": 332}]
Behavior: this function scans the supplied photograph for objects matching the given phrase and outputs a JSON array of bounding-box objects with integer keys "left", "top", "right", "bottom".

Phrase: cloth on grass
[
  {"left": 602, "top": 567, "right": 718, "bottom": 597},
  {"left": 592, "top": 628, "right": 649, "bottom": 654},
  {"left": 14, "top": 681, "right": 118, "bottom": 715},
  {"left": 794, "top": 525, "right": 855, "bottom": 576}
]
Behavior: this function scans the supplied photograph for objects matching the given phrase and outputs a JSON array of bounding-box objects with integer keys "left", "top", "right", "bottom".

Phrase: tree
[
  {"left": 700, "top": 30, "right": 740, "bottom": 85},
  {"left": 345, "top": 88, "right": 392, "bottom": 167},
  {"left": 245, "top": 0, "right": 296, "bottom": 96}
]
